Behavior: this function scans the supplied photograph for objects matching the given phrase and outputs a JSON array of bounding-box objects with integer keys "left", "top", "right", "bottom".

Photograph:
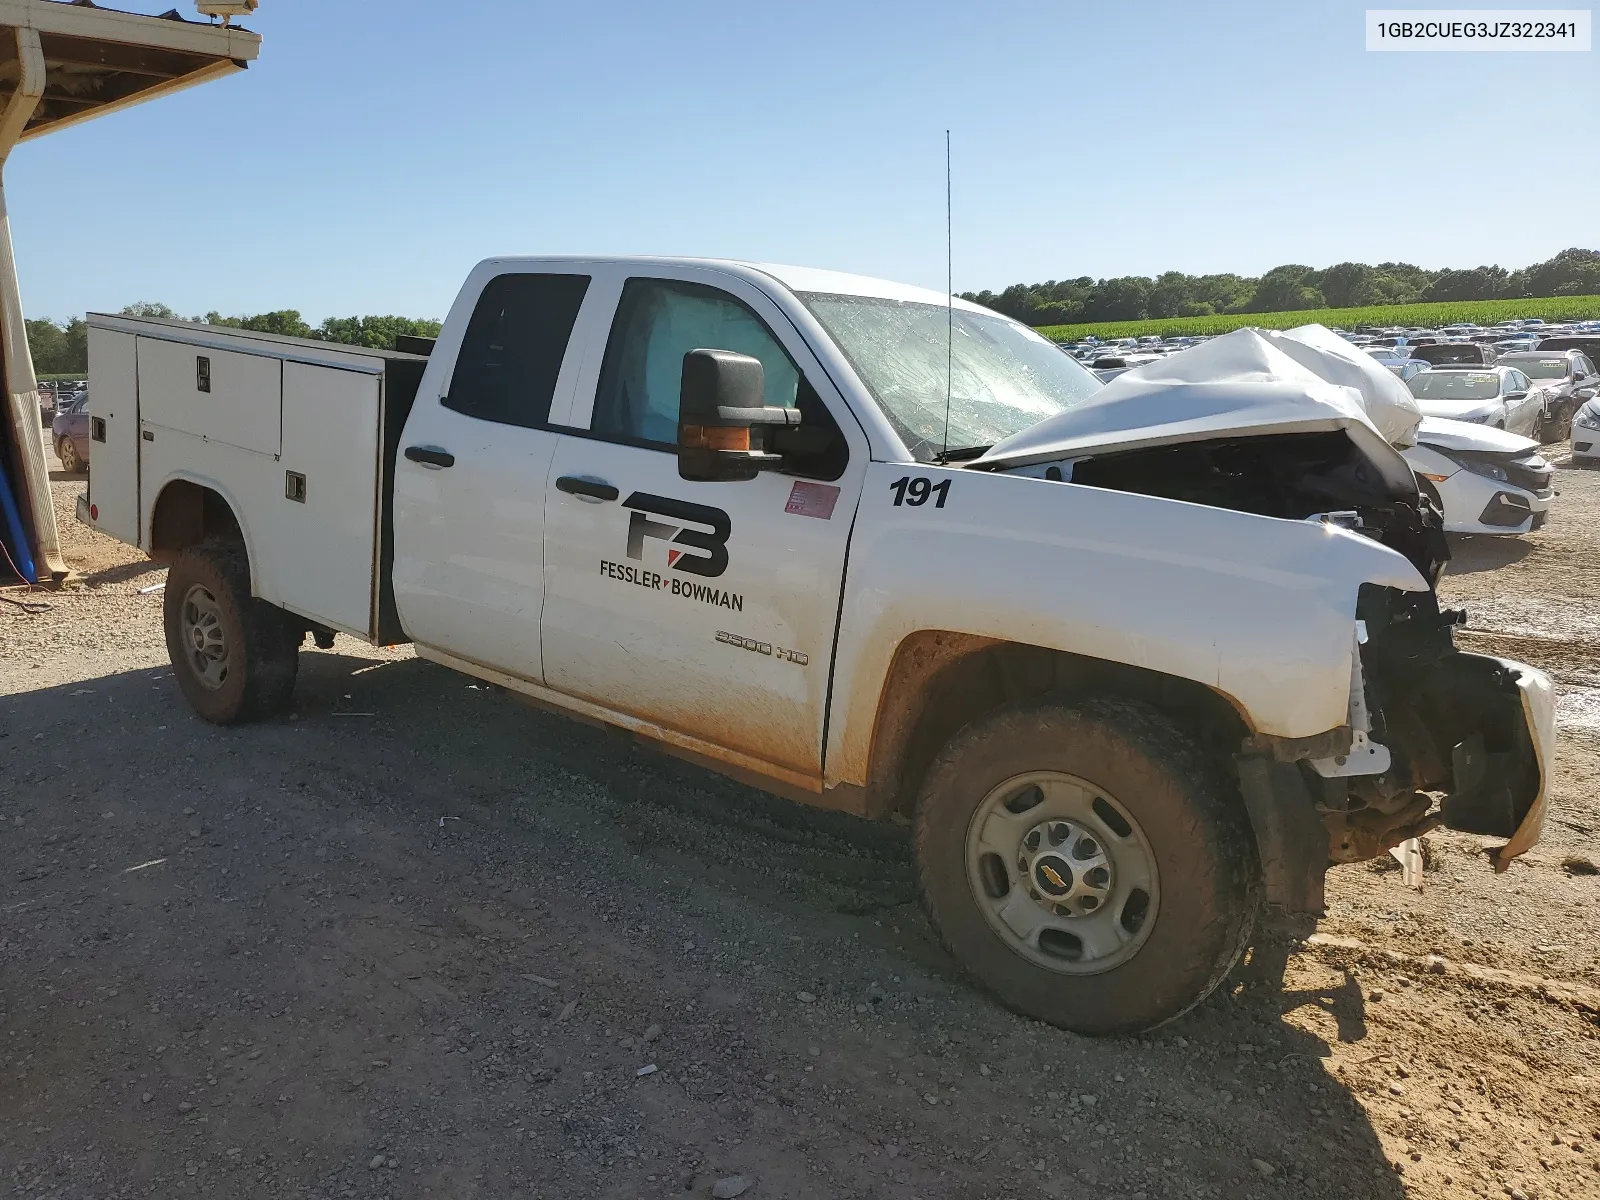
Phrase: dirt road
[{"left": 3, "top": 444, "right": 1598, "bottom": 1200}]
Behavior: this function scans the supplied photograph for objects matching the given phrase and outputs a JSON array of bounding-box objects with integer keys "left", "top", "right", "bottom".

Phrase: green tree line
[
  {"left": 963, "top": 247, "right": 1600, "bottom": 327},
  {"left": 25, "top": 302, "right": 443, "bottom": 376}
]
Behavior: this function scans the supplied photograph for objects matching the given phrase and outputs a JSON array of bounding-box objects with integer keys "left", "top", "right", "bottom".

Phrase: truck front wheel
[
  {"left": 913, "top": 699, "right": 1259, "bottom": 1036},
  {"left": 163, "top": 541, "right": 299, "bottom": 724}
]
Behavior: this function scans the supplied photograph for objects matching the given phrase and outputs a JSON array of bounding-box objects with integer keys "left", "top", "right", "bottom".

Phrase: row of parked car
[
  {"left": 1352, "top": 325, "right": 1595, "bottom": 535},
  {"left": 1055, "top": 322, "right": 1600, "bottom": 539}
]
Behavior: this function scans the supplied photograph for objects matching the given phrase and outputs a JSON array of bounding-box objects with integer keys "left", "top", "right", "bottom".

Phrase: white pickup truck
[{"left": 80, "top": 257, "right": 1555, "bottom": 1035}]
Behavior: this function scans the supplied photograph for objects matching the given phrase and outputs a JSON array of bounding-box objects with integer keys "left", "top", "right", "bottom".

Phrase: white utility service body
[
  {"left": 84, "top": 315, "right": 427, "bottom": 642},
  {"left": 81, "top": 258, "right": 1556, "bottom": 1036}
]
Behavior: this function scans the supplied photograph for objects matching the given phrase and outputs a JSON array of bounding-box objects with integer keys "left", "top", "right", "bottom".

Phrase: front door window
[{"left": 591, "top": 278, "right": 800, "bottom": 445}]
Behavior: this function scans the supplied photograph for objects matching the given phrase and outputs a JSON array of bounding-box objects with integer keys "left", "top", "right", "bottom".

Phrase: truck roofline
[{"left": 463, "top": 255, "right": 996, "bottom": 315}]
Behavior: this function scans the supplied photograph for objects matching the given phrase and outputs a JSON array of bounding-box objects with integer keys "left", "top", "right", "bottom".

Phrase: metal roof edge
[{"left": 0, "top": 0, "right": 261, "bottom": 59}]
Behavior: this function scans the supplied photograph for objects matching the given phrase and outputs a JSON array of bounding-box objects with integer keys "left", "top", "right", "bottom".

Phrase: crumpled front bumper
[
  {"left": 1487, "top": 656, "right": 1556, "bottom": 871},
  {"left": 1358, "top": 612, "right": 1558, "bottom": 870}
]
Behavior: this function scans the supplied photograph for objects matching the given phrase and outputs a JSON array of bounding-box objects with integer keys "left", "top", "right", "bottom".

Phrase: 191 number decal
[{"left": 889, "top": 476, "right": 951, "bottom": 508}]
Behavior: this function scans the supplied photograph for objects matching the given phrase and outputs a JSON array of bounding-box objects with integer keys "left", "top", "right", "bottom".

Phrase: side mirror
[{"left": 677, "top": 349, "right": 800, "bottom": 482}]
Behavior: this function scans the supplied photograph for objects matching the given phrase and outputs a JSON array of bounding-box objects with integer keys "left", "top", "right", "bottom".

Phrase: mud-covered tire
[
  {"left": 913, "top": 699, "right": 1260, "bottom": 1036},
  {"left": 57, "top": 438, "right": 79, "bottom": 473},
  {"left": 163, "top": 541, "right": 299, "bottom": 724}
]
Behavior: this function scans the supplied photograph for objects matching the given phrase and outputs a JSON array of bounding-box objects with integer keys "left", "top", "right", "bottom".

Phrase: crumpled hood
[
  {"left": 1414, "top": 416, "right": 1538, "bottom": 455},
  {"left": 978, "top": 325, "right": 1422, "bottom": 491},
  {"left": 1261, "top": 323, "right": 1423, "bottom": 446}
]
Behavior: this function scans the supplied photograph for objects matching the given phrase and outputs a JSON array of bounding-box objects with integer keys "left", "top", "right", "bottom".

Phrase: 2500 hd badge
[{"left": 716, "top": 629, "right": 808, "bottom": 666}]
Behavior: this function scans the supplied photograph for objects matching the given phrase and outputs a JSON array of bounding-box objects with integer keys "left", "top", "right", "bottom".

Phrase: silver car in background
[{"left": 1406, "top": 365, "right": 1544, "bottom": 437}]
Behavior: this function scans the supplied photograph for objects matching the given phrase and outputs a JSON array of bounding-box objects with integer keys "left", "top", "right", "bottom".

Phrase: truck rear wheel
[
  {"left": 913, "top": 699, "right": 1259, "bottom": 1036},
  {"left": 163, "top": 541, "right": 299, "bottom": 724}
]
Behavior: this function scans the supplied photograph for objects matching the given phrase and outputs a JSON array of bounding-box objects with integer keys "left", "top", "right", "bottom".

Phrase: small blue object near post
[{"left": 0, "top": 454, "right": 39, "bottom": 583}]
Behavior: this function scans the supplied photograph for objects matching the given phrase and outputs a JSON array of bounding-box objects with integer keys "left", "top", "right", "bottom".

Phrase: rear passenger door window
[
  {"left": 391, "top": 269, "right": 594, "bottom": 685},
  {"left": 444, "top": 273, "right": 591, "bottom": 428}
]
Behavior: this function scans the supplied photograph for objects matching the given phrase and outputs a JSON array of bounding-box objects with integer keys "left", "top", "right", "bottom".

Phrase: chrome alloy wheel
[
  {"left": 964, "top": 771, "right": 1159, "bottom": 974},
  {"left": 180, "top": 583, "right": 230, "bottom": 691}
]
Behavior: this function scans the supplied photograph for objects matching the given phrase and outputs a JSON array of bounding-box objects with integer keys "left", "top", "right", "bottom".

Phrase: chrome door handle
[{"left": 556, "top": 476, "right": 619, "bottom": 502}]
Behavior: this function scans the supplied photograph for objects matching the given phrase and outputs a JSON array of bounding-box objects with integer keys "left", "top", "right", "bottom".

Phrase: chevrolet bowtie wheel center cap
[{"left": 1019, "top": 819, "right": 1112, "bottom": 919}]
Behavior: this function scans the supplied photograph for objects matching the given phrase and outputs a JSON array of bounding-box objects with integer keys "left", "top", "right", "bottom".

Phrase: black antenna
[{"left": 941, "top": 129, "right": 952, "bottom": 456}]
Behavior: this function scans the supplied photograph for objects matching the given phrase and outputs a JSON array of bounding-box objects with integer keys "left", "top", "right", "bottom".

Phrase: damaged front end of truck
[{"left": 973, "top": 326, "right": 1555, "bottom": 913}]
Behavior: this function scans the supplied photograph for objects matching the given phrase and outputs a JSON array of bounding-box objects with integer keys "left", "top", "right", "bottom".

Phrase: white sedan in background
[
  {"left": 1572, "top": 397, "right": 1600, "bottom": 463},
  {"left": 1403, "top": 418, "right": 1553, "bottom": 534},
  {"left": 1406, "top": 366, "right": 1545, "bottom": 437}
]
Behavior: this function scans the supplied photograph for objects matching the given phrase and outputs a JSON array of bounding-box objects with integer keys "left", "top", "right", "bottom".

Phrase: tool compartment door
[
  {"left": 136, "top": 338, "right": 282, "bottom": 456},
  {"left": 252, "top": 361, "right": 382, "bottom": 638},
  {"left": 85, "top": 327, "right": 141, "bottom": 545}
]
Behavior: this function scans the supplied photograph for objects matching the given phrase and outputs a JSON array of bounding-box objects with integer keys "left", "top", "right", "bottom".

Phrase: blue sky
[{"left": 13, "top": 0, "right": 1599, "bottom": 322}]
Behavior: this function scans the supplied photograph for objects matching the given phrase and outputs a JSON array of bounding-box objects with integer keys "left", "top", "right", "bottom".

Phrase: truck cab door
[
  {"left": 391, "top": 269, "right": 595, "bottom": 679},
  {"left": 539, "top": 268, "right": 866, "bottom": 784}
]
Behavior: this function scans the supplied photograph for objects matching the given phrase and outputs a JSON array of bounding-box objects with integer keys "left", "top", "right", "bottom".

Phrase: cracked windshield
[{"left": 801, "top": 292, "right": 1102, "bottom": 460}]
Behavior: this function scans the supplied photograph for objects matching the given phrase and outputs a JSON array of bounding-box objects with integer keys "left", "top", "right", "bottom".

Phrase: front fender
[{"left": 825, "top": 464, "right": 1427, "bottom": 789}]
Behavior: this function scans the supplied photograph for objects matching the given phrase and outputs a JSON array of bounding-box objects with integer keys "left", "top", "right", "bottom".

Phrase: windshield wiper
[{"left": 932, "top": 444, "right": 991, "bottom": 463}]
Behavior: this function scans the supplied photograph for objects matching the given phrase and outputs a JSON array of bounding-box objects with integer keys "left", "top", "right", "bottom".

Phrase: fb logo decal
[{"left": 623, "top": 492, "right": 731, "bottom": 579}]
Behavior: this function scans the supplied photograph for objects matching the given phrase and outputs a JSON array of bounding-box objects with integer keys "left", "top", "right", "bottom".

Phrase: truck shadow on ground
[
  {"left": 71, "top": 559, "right": 165, "bottom": 588},
  {"left": 0, "top": 652, "right": 1406, "bottom": 1198},
  {"left": 1239, "top": 926, "right": 1368, "bottom": 1045}
]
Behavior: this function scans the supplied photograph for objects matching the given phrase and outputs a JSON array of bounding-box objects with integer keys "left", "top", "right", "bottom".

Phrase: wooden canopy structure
[{"left": 0, "top": 0, "right": 259, "bottom": 582}]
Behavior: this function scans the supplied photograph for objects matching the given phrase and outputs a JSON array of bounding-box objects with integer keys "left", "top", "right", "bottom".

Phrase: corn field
[{"left": 1034, "top": 295, "right": 1600, "bottom": 342}]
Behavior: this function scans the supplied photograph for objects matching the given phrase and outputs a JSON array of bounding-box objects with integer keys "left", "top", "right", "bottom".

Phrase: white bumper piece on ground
[{"left": 1492, "top": 657, "right": 1557, "bottom": 871}]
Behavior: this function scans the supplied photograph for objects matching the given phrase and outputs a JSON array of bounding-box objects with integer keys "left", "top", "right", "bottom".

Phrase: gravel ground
[{"left": 3, "top": 434, "right": 1598, "bottom": 1200}]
